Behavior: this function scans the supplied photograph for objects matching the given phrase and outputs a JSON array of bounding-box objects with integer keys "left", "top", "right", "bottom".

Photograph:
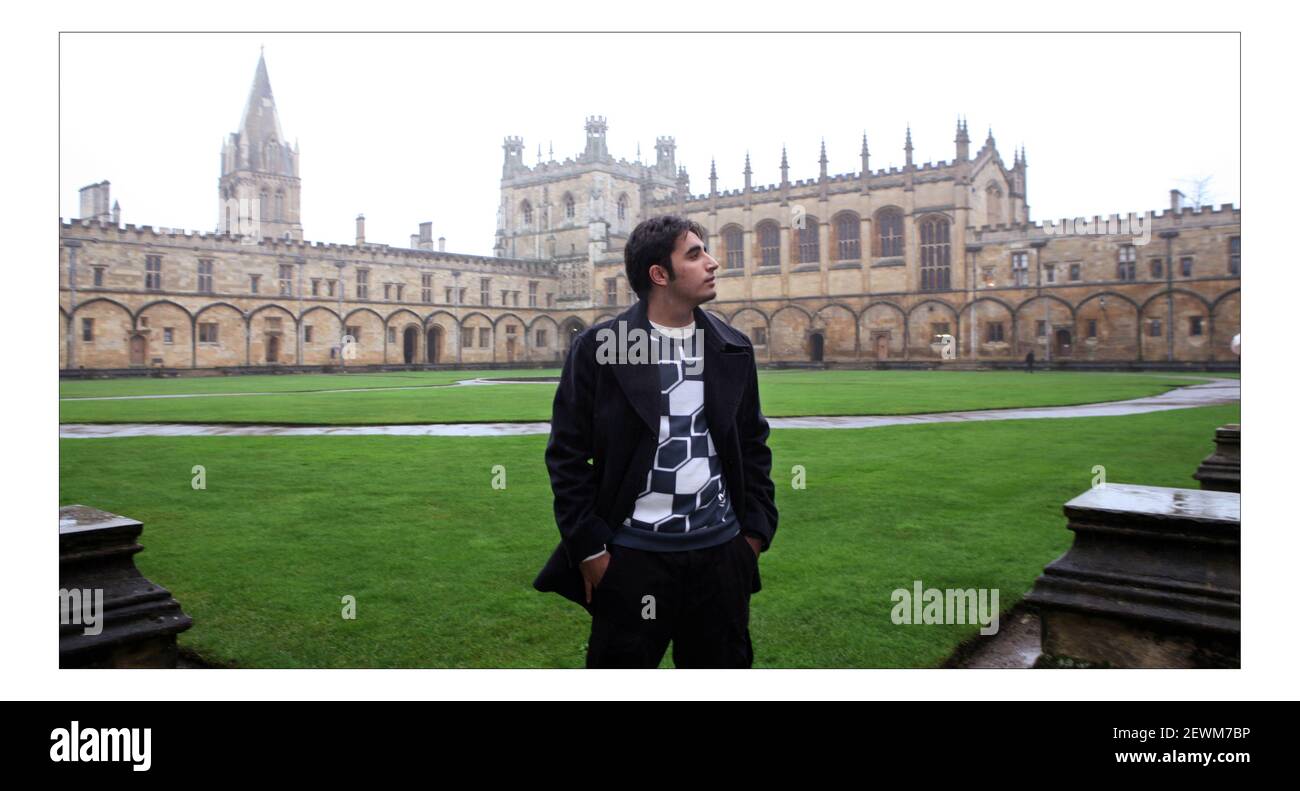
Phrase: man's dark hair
[{"left": 624, "top": 214, "right": 709, "bottom": 299}]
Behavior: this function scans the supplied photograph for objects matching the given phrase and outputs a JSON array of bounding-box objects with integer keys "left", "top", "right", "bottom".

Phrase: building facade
[{"left": 60, "top": 56, "right": 1240, "bottom": 371}]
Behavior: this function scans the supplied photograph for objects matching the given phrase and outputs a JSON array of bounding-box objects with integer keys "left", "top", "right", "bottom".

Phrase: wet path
[{"left": 60, "top": 379, "right": 1238, "bottom": 438}]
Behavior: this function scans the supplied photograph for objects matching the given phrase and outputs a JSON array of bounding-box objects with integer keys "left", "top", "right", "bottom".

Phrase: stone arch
[
  {"left": 1211, "top": 289, "right": 1240, "bottom": 362},
  {"left": 70, "top": 298, "right": 134, "bottom": 369},
  {"left": 729, "top": 308, "right": 771, "bottom": 357},
  {"left": 859, "top": 301, "right": 907, "bottom": 361},
  {"left": 493, "top": 312, "right": 527, "bottom": 363},
  {"left": 527, "top": 314, "right": 561, "bottom": 362},
  {"left": 422, "top": 309, "right": 458, "bottom": 364},
  {"left": 1073, "top": 292, "right": 1140, "bottom": 362},
  {"left": 137, "top": 300, "right": 196, "bottom": 368},
  {"left": 813, "top": 303, "right": 858, "bottom": 360},
  {"left": 133, "top": 299, "right": 193, "bottom": 327},
  {"left": 248, "top": 303, "right": 298, "bottom": 366},
  {"left": 1139, "top": 289, "right": 1215, "bottom": 362},
  {"left": 769, "top": 304, "right": 813, "bottom": 361},
  {"left": 459, "top": 311, "right": 495, "bottom": 363},
  {"left": 906, "top": 299, "right": 961, "bottom": 359},
  {"left": 192, "top": 302, "right": 246, "bottom": 367},
  {"left": 384, "top": 308, "right": 424, "bottom": 364},
  {"left": 301, "top": 305, "right": 344, "bottom": 365},
  {"left": 341, "top": 307, "right": 385, "bottom": 365},
  {"left": 1015, "top": 296, "right": 1077, "bottom": 360},
  {"left": 957, "top": 297, "right": 1017, "bottom": 361},
  {"left": 560, "top": 316, "right": 587, "bottom": 354}
]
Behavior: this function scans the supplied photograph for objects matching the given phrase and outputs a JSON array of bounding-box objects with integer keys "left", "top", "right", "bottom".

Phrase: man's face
[{"left": 655, "top": 230, "right": 718, "bottom": 305}]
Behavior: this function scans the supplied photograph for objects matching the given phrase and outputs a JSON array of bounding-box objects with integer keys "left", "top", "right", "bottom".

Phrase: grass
[
  {"left": 58, "top": 403, "right": 1240, "bottom": 668},
  {"left": 59, "top": 369, "right": 1233, "bottom": 425}
]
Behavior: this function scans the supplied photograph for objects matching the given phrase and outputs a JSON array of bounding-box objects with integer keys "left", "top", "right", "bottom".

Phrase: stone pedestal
[
  {"left": 59, "top": 505, "right": 193, "bottom": 668},
  {"left": 1025, "top": 484, "right": 1239, "bottom": 668},
  {"left": 1194, "top": 423, "right": 1240, "bottom": 493}
]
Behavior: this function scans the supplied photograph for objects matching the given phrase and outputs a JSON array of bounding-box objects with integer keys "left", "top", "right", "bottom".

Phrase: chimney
[
  {"left": 1170, "top": 189, "right": 1185, "bottom": 212},
  {"left": 78, "top": 181, "right": 112, "bottom": 222},
  {"left": 418, "top": 221, "right": 433, "bottom": 250},
  {"left": 410, "top": 234, "right": 420, "bottom": 248},
  {"left": 355, "top": 214, "right": 366, "bottom": 246},
  {"left": 438, "top": 236, "right": 446, "bottom": 252}
]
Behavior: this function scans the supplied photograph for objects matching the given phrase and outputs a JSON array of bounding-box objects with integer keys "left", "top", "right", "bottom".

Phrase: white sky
[{"left": 60, "top": 32, "right": 1239, "bottom": 257}]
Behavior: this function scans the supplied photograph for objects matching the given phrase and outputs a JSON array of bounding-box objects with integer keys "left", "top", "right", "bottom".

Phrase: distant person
[
  {"left": 1025, "top": 349, "right": 1035, "bottom": 373},
  {"left": 534, "top": 214, "right": 778, "bottom": 668}
]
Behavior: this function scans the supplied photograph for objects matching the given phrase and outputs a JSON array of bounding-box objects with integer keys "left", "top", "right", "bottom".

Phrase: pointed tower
[
  {"left": 904, "top": 124, "right": 914, "bottom": 168},
  {"left": 218, "top": 52, "right": 303, "bottom": 241},
  {"left": 955, "top": 117, "right": 970, "bottom": 161}
]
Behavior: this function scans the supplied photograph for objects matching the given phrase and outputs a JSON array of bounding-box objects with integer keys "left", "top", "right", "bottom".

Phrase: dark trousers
[{"left": 586, "top": 532, "right": 756, "bottom": 668}]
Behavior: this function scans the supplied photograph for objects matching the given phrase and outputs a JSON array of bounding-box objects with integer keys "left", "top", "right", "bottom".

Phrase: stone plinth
[
  {"left": 59, "top": 505, "right": 193, "bottom": 668},
  {"left": 1193, "top": 423, "right": 1240, "bottom": 493},
  {"left": 1025, "top": 484, "right": 1239, "bottom": 668}
]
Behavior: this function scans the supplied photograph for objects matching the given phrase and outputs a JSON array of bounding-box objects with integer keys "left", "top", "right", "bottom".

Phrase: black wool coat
[{"left": 532, "top": 297, "right": 779, "bottom": 614}]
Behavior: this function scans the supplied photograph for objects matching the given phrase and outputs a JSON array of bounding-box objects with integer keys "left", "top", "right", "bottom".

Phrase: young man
[{"left": 533, "top": 214, "right": 779, "bottom": 668}]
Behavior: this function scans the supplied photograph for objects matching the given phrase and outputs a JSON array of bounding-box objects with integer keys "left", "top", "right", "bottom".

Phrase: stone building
[{"left": 60, "top": 55, "right": 1240, "bottom": 371}]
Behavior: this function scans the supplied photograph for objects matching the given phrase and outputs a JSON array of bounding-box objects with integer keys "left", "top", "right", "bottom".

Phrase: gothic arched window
[
  {"left": 617, "top": 194, "right": 628, "bottom": 221},
  {"left": 834, "top": 212, "right": 861, "bottom": 261},
  {"left": 919, "top": 215, "right": 951, "bottom": 290},
  {"left": 723, "top": 225, "right": 744, "bottom": 270},
  {"left": 757, "top": 221, "right": 780, "bottom": 267},
  {"left": 564, "top": 193, "right": 575, "bottom": 220},
  {"left": 797, "top": 217, "right": 820, "bottom": 264},
  {"left": 875, "top": 208, "right": 904, "bottom": 258},
  {"left": 521, "top": 200, "right": 533, "bottom": 225}
]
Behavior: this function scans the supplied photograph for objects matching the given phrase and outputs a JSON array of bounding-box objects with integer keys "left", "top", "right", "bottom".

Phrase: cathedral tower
[{"left": 218, "top": 51, "right": 303, "bottom": 241}]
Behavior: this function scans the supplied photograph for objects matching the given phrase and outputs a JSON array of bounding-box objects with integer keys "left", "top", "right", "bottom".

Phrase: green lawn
[
  {"left": 59, "top": 369, "right": 1233, "bottom": 425},
  {"left": 59, "top": 370, "right": 561, "bottom": 398},
  {"left": 57, "top": 403, "right": 1240, "bottom": 668}
]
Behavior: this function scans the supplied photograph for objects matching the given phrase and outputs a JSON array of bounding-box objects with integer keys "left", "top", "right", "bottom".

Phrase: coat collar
[{"left": 607, "top": 297, "right": 751, "bottom": 439}]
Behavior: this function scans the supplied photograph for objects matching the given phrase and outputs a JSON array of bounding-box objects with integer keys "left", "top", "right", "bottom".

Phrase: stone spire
[
  {"left": 955, "top": 116, "right": 970, "bottom": 161},
  {"left": 709, "top": 157, "right": 718, "bottom": 196},
  {"left": 743, "top": 151, "right": 752, "bottom": 191},
  {"left": 219, "top": 51, "right": 302, "bottom": 240},
  {"left": 904, "top": 124, "right": 914, "bottom": 167},
  {"left": 779, "top": 145, "right": 789, "bottom": 186},
  {"left": 818, "top": 137, "right": 828, "bottom": 179}
]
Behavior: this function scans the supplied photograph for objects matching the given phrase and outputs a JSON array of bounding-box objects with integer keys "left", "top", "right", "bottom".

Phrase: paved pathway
[{"left": 59, "top": 379, "right": 1238, "bottom": 438}]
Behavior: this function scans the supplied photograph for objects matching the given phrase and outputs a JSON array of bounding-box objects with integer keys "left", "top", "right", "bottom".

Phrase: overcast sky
[{"left": 59, "top": 32, "right": 1239, "bottom": 257}]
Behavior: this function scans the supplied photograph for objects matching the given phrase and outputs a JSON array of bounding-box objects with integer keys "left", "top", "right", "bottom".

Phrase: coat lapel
[
  {"left": 698, "top": 306, "right": 749, "bottom": 441},
  {"left": 609, "top": 299, "right": 661, "bottom": 438},
  {"left": 608, "top": 298, "right": 750, "bottom": 441}
]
